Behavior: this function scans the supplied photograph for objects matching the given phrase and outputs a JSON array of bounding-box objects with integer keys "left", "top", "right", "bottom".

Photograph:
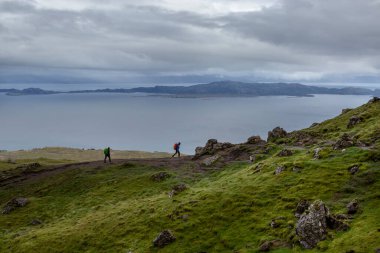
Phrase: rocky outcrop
[
  {"left": 348, "top": 165, "right": 360, "bottom": 175},
  {"left": 341, "top": 108, "right": 352, "bottom": 114},
  {"left": 369, "top": 97, "right": 380, "bottom": 103},
  {"left": 153, "top": 230, "right": 176, "bottom": 247},
  {"left": 347, "top": 200, "right": 359, "bottom": 214},
  {"left": 193, "top": 139, "right": 233, "bottom": 159},
  {"left": 347, "top": 115, "right": 363, "bottom": 128},
  {"left": 333, "top": 133, "right": 355, "bottom": 150},
  {"left": 267, "top": 127, "right": 287, "bottom": 142},
  {"left": 151, "top": 172, "right": 171, "bottom": 182},
  {"left": 201, "top": 155, "right": 220, "bottom": 166},
  {"left": 277, "top": 149, "right": 293, "bottom": 157},
  {"left": 246, "top": 136, "right": 266, "bottom": 145},
  {"left": 2, "top": 197, "right": 29, "bottom": 214},
  {"left": 296, "top": 200, "right": 329, "bottom": 249}
]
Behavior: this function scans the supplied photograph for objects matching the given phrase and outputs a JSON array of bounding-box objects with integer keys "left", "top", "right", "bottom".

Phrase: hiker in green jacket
[{"left": 104, "top": 147, "right": 111, "bottom": 163}]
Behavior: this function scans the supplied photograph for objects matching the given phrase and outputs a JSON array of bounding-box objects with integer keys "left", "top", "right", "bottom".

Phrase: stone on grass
[
  {"left": 153, "top": 230, "right": 176, "bottom": 248},
  {"left": 347, "top": 115, "right": 363, "bottom": 128},
  {"left": 295, "top": 200, "right": 310, "bottom": 218},
  {"left": 274, "top": 166, "right": 285, "bottom": 175},
  {"left": 258, "top": 240, "right": 289, "bottom": 252},
  {"left": 348, "top": 165, "right": 359, "bottom": 175},
  {"left": 2, "top": 197, "right": 29, "bottom": 214},
  {"left": 277, "top": 149, "right": 293, "bottom": 157},
  {"left": 347, "top": 200, "right": 359, "bottom": 214},
  {"left": 168, "top": 184, "right": 187, "bottom": 198},
  {"left": 151, "top": 172, "right": 171, "bottom": 182}
]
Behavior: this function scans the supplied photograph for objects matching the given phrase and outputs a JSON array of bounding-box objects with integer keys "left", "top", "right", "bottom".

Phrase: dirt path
[{"left": 0, "top": 156, "right": 198, "bottom": 187}]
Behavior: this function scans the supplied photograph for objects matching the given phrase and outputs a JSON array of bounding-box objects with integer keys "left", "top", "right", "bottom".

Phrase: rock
[
  {"left": 347, "top": 200, "right": 359, "bottom": 214},
  {"left": 246, "top": 135, "right": 265, "bottom": 145},
  {"left": 151, "top": 172, "right": 171, "bottom": 182},
  {"left": 348, "top": 165, "right": 359, "bottom": 175},
  {"left": 267, "top": 127, "right": 287, "bottom": 142},
  {"left": 341, "top": 108, "right": 352, "bottom": 114},
  {"left": 310, "top": 122, "right": 319, "bottom": 127},
  {"left": 193, "top": 139, "right": 233, "bottom": 159},
  {"left": 313, "top": 148, "right": 322, "bottom": 159},
  {"left": 201, "top": 155, "right": 220, "bottom": 166},
  {"left": 369, "top": 97, "right": 380, "bottom": 103},
  {"left": 295, "top": 200, "right": 310, "bottom": 218},
  {"left": 277, "top": 149, "right": 293, "bottom": 157},
  {"left": 274, "top": 166, "right": 285, "bottom": 175},
  {"left": 375, "top": 248, "right": 380, "bottom": 253},
  {"left": 334, "top": 134, "right": 355, "bottom": 150},
  {"left": 258, "top": 240, "right": 289, "bottom": 252},
  {"left": 249, "top": 155, "right": 255, "bottom": 163},
  {"left": 30, "top": 219, "right": 43, "bottom": 225},
  {"left": 293, "top": 166, "right": 302, "bottom": 173},
  {"left": 16, "top": 162, "right": 41, "bottom": 172},
  {"left": 296, "top": 200, "right": 329, "bottom": 249},
  {"left": 168, "top": 184, "right": 187, "bottom": 198},
  {"left": 2, "top": 197, "right": 29, "bottom": 214},
  {"left": 153, "top": 230, "right": 176, "bottom": 248},
  {"left": 347, "top": 115, "right": 363, "bottom": 128}
]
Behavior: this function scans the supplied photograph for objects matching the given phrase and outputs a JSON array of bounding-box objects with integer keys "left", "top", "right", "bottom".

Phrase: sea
[{"left": 0, "top": 89, "right": 374, "bottom": 154}]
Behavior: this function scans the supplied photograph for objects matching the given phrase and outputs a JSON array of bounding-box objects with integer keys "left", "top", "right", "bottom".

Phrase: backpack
[{"left": 173, "top": 143, "right": 178, "bottom": 150}]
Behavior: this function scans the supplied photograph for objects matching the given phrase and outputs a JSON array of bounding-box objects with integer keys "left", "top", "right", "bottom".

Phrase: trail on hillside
[{"left": 0, "top": 156, "right": 200, "bottom": 187}]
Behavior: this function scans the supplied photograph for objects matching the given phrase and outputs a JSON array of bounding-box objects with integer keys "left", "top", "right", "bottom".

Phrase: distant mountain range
[{"left": 1, "top": 81, "right": 379, "bottom": 97}]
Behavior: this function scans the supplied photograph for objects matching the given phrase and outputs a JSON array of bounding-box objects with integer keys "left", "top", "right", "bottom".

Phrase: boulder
[
  {"left": 334, "top": 134, "right": 355, "bottom": 150},
  {"left": 295, "top": 200, "right": 310, "bottom": 218},
  {"left": 348, "top": 165, "right": 359, "bottom": 175},
  {"left": 267, "top": 127, "right": 287, "bottom": 142},
  {"left": 2, "top": 197, "right": 29, "bottom": 214},
  {"left": 270, "top": 219, "right": 279, "bottom": 228},
  {"left": 151, "top": 172, "right": 171, "bottom": 182},
  {"left": 313, "top": 148, "right": 322, "bottom": 159},
  {"left": 347, "top": 115, "right": 363, "bottom": 128},
  {"left": 246, "top": 136, "right": 266, "bottom": 145},
  {"left": 274, "top": 166, "right": 285, "bottom": 175},
  {"left": 296, "top": 200, "right": 329, "bottom": 249},
  {"left": 201, "top": 155, "right": 220, "bottom": 166},
  {"left": 153, "top": 230, "right": 176, "bottom": 248},
  {"left": 277, "top": 149, "right": 293, "bottom": 157},
  {"left": 347, "top": 200, "right": 359, "bottom": 214}
]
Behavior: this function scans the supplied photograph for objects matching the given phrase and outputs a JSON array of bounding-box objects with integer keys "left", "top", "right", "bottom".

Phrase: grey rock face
[
  {"left": 296, "top": 200, "right": 329, "bottom": 249},
  {"left": 153, "top": 230, "right": 176, "bottom": 248},
  {"left": 246, "top": 135, "right": 266, "bottom": 145},
  {"left": 202, "top": 155, "right": 220, "bottom": 166},
  {"left": 2, "top": 197, "right": 29, "bottom": 214},
  {"left": 267, "top": 127, "right": 287, "bottom": 142}
]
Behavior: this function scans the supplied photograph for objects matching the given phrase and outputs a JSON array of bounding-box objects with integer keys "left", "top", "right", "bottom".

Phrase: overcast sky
[{"left": 1, "top": 0, "right": 380, "bottom": 86}]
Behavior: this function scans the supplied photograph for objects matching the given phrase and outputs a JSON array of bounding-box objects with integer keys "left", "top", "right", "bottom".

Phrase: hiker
[
  {"left": 104, "top": 147, "right": 111, "bottom": 163},
  {"left": 172, "top": 142, "right": 181, "bottom": 158}
]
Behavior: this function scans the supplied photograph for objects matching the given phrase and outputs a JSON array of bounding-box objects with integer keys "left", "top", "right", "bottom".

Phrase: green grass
[{"left": 0, "top": 100, "right": 379, "bottom": 252}]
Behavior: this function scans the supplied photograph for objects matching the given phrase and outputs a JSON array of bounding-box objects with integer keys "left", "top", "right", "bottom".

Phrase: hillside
[
  {"left": 0, "top": 98, "right": 379, "bottom": 252},
  {"left": 2, "top": 81, "right": 380, "bottom": 97}
]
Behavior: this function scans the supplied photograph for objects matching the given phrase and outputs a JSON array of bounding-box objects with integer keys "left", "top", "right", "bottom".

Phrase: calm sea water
[{"left": 0, "top": 93, "right": 372, "bottom": 154}]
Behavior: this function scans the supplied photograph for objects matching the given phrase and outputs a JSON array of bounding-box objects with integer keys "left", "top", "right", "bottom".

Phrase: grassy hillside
[{"left": 0, "top": 99, "right": 379, "bottom": 253}]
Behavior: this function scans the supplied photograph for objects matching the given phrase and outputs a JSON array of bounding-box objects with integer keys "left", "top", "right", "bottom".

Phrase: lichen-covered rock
[
  {"left": 274, "top": 166, "right": 285, "bottom": 175},
  {"left": 347, "top": 115, "right": 363, "bottom": 128},
  {"left": 334, "top": 133, "right": 355, "bottom": 150},
  {"left": 151, "top": 172, "right": 171, "bottom": 182},
  {"left": 267, "top": 127, "right": 287, "bottom": 142},
  {"left": 296, "top": 200, "right": 329, "bottom": 249},
  {"left": 277, "top": 149, "right": 293, "bottom": 157},
  {"left": 348, "top": 165, "right": 359, "bottom": 175},
  {"left": 2, "top": 197, "right": 29, "bottom": 214},
  {"left": 202, "top": 155, "right": 220, "bottom": 166},
  {"left": 347, "top": 199, "right": 359, "bottom": 214},
  {"left": 153, "top": 230, "right": 176, "bottom": 247}
]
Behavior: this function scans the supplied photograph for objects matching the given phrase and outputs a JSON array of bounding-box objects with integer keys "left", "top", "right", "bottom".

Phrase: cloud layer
[{"left": 1, "top": 0, "right": 379, "bottom": 85}]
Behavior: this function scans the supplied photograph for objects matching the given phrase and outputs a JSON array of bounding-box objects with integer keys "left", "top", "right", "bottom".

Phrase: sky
[{"left": 1, "top": 0, "right": 380, "bottom": 87}]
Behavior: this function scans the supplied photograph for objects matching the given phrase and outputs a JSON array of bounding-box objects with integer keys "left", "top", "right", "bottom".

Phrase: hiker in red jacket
[{"left": 172, "top": 142, "right": 181, "bottom": 158}]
